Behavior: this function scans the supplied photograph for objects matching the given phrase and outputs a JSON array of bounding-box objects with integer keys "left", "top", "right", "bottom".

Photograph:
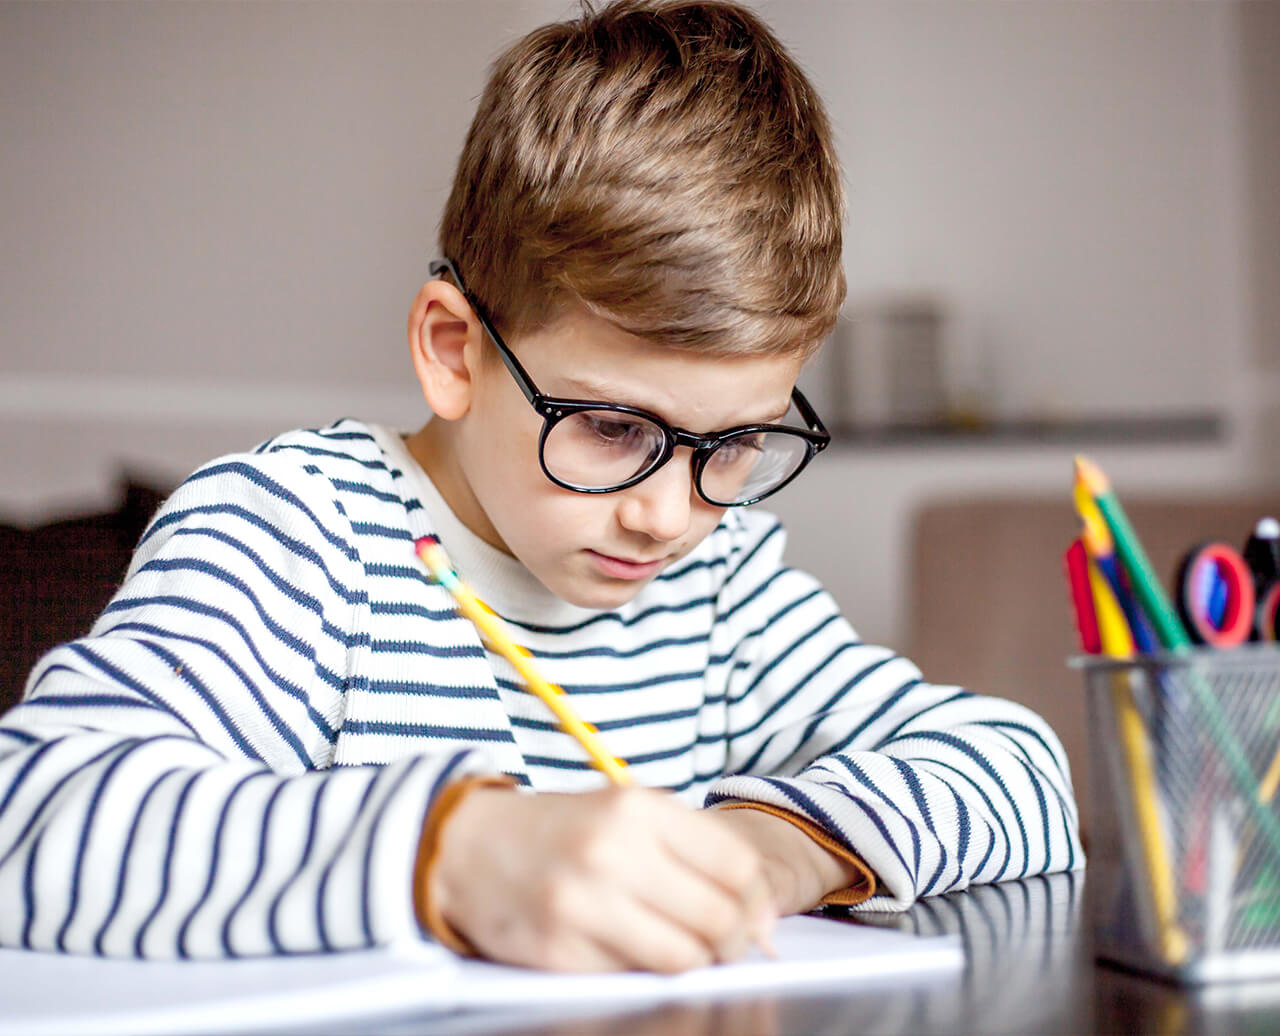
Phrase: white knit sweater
[{"left": 0, "top": 420, "right": 1082, "bottom": 958}]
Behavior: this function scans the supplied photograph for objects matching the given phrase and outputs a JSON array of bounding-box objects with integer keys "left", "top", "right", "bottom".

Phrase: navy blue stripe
[
  {"left": 721, "top": 521, "right": 784, "bottom": 592},
  {"left": 265, "top": 443, "right": 390, "bottom": 471},
  {"left": 368, "top": 640, "right": 485, "bottom": 660},
  {"left": 873, "top": 688, "right": 974, "bottom": 748},
  {"left": 101, "top": 599, "right": 340, "bottom": 741},
  {"left": 134, "top": 771, "right": 202, "bottom": 957},
  {"left": 110, "top": 623, "right": 324, "bottom": 762},
  {"left": 176, "top": 770, "right": 263, "bottom": 957},
  {"left": 978, "top": 719, "right": 1071, "bottom": 784},
  {"left": 898, "top": 730, "right": 1030, "bottom": 881},
  {"left": 327, "top": 478, "right": 402, "bottom": 504},
  {"left": 0, "top": 727, "right": 39, "bottom": 745},
  {"left": 22, "top": 825, "right": 45, "bottom": 949},
  {"left": 503, "top": 594, "right": 717, "bottom": 637},
  {"left": 94, "top": 766, "right": 183, "bottom": 954},
  {"left": 158, "top": 510, "right": 363, "bottom": 606},
  {"left": 913, "top": 756, "right": 1007, "bottom": 882},
  {"left": 0, "top": 740, "right": 124, "bottom": 873},
  {"left": 719, "top": 567, "right": 788, "bottom": 624},
  {"left": 829, "top": 755, "right": 923, "bottom": 884},
  {"left": 59, "top": 644, "right": 201, "bottom": 740},
  {"left": 522, "top": 632, "right": 707, "bottom": 661},
  {"left": 984, "top": 726, "right": 1076, "bottom": 872},
  {"left": 821, "top": 667, "right": 916, "bottom": 752},
  {"left": 361, "top": 678, "right": 495, "bottom": 699},
  {"left": 358, "top": 756, "right": 466, "bottom": 945},
  {"left": 0, "top": 737, "right": 67, "bottom": 821},
  {"left": 135, "top": 558, "right": 338, "bottom": 659},
  {"left": 495, "top": 669, "right": 704, "bottom": 697},
  {"left": 947, "top": 783, "right": 972, "bottom": 880},
  {"left": 733, "top": 654, "right": 897, "bottom": 773},
  {"left": 23, "top": 695, "right": 161, "bottom": 713},
  {"left": 510, "top": 705, "right": 698, "bottom": 734},
  {"left": 730, "top": 609, "right": 837, "bottom": 705},
  {"left": 368, "top": 600, "right": 457, "bottom": 621},
  {"left": 314, "top": 771, "right": 382, "bottom": 953},
  {"left": 339, "top": 720, "right": 516, "bottom": 743},
  {"left": 268, "top": 776, "right": 331, "bottom": 954},
  {"left": 889, "top": 756, "right": 950, "bottom": 895},
  {"left": 221, "top": 778, "right": 289, "bottom": 955},
  {"left": 349, "top": 521, "right": 413, "bottom": 541},
  {"left": 55, "top": 739, "right": 143, "bottom": 951},
  {"left": 146, "top": 462, "right": 359, "bottom": 564},
  {"left": 785, "top": 675, "right": 922, "bottom": 775}
]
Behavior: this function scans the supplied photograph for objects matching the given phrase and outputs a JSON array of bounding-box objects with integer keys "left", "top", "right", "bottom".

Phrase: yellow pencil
[
  {"left": 416, "top": 537, "right": 785, "bottom": 959},
  {"left": 415, "top": 536, "right": 632, "bottom": 786},
  {"left": 1087, "top": 556, "right": 1189, "bottom": 966}
]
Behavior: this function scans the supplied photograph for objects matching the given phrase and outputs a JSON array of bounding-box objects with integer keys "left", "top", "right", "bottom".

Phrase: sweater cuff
[
  {"left": 716, "top": 801, "right": 877, "bottom": 907},
  {"left": 413, "top": 774, "right": 517, "bottom": 955}
]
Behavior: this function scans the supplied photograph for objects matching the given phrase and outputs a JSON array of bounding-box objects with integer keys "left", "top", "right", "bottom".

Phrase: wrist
[
  {"left": 414, "top": 779, "right": 516, "bottom": 952},
  {"left": 715, "top": 804, "right": 873, "bottom": 913}
]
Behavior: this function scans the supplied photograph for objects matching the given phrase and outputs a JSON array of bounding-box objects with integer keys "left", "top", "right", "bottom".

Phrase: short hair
[{"left": 438, "top": 0, "right": 845, "bottom": 359}]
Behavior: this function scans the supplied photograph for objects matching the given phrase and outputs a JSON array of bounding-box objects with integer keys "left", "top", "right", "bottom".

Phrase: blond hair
[{"left": 439, "top": 0, "right": 845, "bottom": 358}]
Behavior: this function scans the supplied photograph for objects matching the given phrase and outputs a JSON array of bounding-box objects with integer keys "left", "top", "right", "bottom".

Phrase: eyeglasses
[{"left": 429, "top": 258, "right": 830, "bottom": 507}]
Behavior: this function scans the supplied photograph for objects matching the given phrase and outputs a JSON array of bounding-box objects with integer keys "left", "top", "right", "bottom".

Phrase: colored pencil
[
  {"left": 1074, "top": 457, "right": 1280, "bottom": 886},
  {"left": 1088, "top": 554, "right": 1189, "bottom": 964},
  {"left": 1063, "top": 538, "right": 1101, "bottom": 654},
  {"left": 415, "top": 536, "right": 632, "bottom": 786}
]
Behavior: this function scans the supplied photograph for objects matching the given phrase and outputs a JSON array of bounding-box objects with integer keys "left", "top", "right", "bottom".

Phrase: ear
[{"left": 407, "top": 279, "right": 484, "bottom": 421}]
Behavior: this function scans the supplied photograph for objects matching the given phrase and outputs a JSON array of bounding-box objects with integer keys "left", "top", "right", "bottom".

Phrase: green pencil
[{"left": 1073, "top": 456, "right": 1189, "bottom": 651}]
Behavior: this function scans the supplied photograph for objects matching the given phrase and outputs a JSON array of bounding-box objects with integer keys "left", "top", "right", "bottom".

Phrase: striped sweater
[{"left": 0, "top": 419, "right": 1082, "bottom": 958}]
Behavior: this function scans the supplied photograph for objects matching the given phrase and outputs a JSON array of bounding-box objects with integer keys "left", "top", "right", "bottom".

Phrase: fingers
[{"left": 657, "top": 803, "right": 777, "bottom": 937}]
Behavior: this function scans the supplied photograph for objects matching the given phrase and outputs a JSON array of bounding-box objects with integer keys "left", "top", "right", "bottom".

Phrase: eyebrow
[{"left": 558, "top": 376, "right": 792, "bottom": 428}]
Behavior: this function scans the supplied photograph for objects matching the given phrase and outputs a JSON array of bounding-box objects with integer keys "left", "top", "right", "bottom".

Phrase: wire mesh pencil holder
[{"left": 1077, "top": 645, "right": 1280, "bottom": 983}]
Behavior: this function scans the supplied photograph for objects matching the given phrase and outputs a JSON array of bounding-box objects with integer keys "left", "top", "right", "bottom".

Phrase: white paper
[{"left": 0, "top": 915, "right": 962, "bottom": 1036}]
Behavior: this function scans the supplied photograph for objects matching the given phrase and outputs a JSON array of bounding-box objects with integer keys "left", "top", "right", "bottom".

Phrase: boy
[{"left": 0, "top": 0, "right": 1080, "bottom": 972}]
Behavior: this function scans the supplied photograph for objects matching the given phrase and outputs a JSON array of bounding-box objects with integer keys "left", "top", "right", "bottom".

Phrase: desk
[{"left": 350, "top": 872, "right": 1280, "bottom": 1036}]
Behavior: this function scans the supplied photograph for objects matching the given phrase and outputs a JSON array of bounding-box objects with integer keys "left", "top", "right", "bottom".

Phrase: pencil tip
[{"left": 1073, "top": 454, "right": 1109, "bottom": 494}]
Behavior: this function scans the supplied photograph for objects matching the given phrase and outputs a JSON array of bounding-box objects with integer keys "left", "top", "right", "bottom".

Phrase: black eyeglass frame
[{"left": 429, "top": 257, "right": 830, "bottom": 507}]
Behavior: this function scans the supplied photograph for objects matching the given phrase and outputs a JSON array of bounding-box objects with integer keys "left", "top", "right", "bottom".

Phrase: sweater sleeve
[
  {"left": 705, "top": 515, "right": 1084, "bottom": 910},
  {"left": 0, "top": 450, "right": 497, "bottom": 958}
]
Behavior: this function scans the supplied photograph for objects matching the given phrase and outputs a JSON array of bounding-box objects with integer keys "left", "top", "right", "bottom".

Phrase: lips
[{"left": 587, "top": 550, "right": 668, "bottom": 580}]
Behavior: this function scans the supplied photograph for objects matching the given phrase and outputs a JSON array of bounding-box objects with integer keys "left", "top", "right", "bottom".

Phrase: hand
[
  {"left": 712, "top": 807, "right": 865, "bottom": 916},
  {"left": 427, "top": 785, "right": 777, "bottom": 973}
]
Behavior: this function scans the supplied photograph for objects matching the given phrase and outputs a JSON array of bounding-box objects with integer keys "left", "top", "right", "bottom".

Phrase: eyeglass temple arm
[
  {"left": 790, "top": 386, "right": 830, "bottom": 443},
  {"left": 428, "top": 258, "right": 542, "bottom": 406}
]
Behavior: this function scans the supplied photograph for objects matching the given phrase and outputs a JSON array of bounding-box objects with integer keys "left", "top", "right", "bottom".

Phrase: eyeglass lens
[{"left": 541, "top": 410, "right": 811, "bottom": 505}]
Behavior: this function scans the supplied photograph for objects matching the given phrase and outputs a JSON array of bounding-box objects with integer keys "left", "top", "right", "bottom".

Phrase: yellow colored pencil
[
  {"left": 1088, "top": 556, "right": 1189, "bottom": 965},
  {"left": 415, "top": 536, "right": 632, "bottom": 786}
]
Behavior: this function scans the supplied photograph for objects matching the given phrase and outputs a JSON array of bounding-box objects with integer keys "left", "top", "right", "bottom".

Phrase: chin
[{"left": 552, "top": 576, "right": 651, "bottom": 612}]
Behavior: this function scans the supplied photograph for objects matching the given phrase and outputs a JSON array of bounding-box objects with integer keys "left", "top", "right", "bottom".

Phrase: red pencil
[{"left": 1063, "top": 537, "right": 1101, "bottom": 654}]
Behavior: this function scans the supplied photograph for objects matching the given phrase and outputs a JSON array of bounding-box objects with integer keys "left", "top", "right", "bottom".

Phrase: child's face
[{"left": 447, "top": 308, "right": 805, "bottom": 610}]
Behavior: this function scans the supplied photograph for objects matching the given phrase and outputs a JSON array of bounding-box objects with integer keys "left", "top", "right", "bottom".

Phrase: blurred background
[{"left": 2, "top": 1, "right": 1278, "bottom": 827}]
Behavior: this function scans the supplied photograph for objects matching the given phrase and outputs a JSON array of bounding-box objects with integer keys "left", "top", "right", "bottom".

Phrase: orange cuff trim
[
  {"left": 718, "top": 801, "right": 877, "bottom": 907},
  {"left": 414, "top": 774, "right": 516, "bottom": 955}
]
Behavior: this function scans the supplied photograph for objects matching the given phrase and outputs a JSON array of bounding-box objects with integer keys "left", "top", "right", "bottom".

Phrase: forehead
[{"left": 508, "top": 307, "right": 805, "bottom": 430}]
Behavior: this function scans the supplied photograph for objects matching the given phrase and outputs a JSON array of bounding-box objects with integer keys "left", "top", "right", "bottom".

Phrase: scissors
[
  {"left": 1246, "top": 517, "right": 1280, "bottom": 643},
  {"left": 1175, "top": 519, "right": 1280, "bottom": 646}
]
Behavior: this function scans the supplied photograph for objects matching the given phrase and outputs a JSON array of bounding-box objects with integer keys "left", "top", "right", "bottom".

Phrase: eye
[
  {"left": 583, "top": 413, "right": 649, "bottom": 446},
  {"left": 710, "top": 434, "right": 765, "bottom": 465}
]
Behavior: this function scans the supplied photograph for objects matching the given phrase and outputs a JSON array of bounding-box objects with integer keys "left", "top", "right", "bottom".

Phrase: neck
[{"left": 403, "top": 419, "right": 510, "bottom": 555}]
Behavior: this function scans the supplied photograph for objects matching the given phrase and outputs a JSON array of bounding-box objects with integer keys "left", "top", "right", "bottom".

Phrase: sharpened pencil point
[{"left": 1073, "top": 454, "right": 1109, "bottom": 496}]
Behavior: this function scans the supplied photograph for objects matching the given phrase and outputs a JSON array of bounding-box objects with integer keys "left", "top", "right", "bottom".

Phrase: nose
[{"left": 616, "top": 449, "right": 697, "bottom": 543}]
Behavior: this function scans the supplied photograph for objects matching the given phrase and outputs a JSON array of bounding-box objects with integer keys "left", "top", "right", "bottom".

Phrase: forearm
[{"left": 0, "top": 723, "right": 486, "bottom": 958}]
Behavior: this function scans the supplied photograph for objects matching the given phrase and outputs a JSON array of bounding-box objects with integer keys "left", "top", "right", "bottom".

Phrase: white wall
[{"left": 2, "top": 1, "right": 1276, "bottom": 648}]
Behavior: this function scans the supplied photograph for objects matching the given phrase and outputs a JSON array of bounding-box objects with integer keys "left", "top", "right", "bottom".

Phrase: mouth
[{"left": 586, "top": 549, "right": 669, "bottom": 581}]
